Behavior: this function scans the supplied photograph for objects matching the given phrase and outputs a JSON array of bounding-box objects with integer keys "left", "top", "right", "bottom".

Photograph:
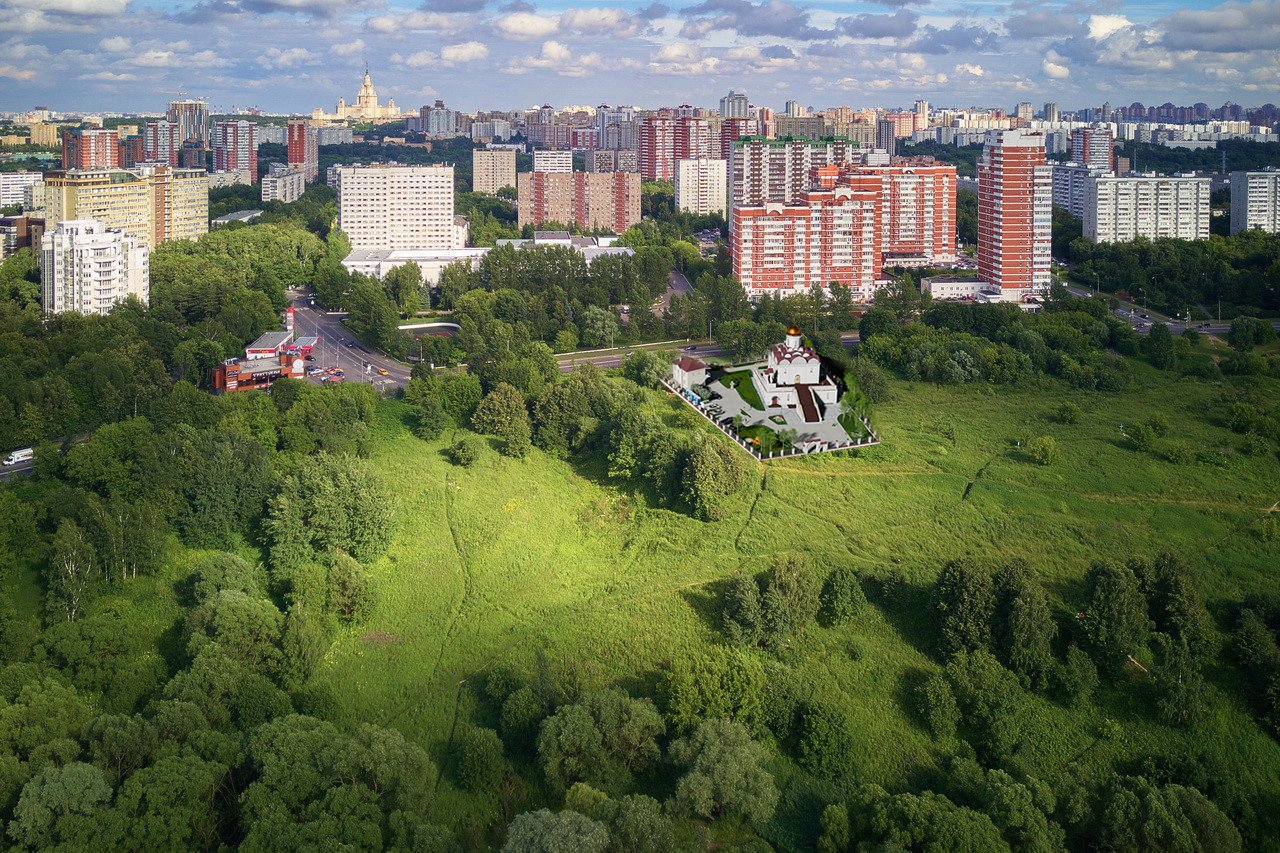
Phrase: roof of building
[
  {"left": 211, "top": 209, "right": 262, "bottom": 224},
  {"left": 786, "top": 324, "right": 802, "bottom": 336},
  {"left": 534, "top": 230, "right": 571, "bottom": 241},
  {"left": 674, "top": 356, "right": 707, "bottom": 372},
  {"left": 247, "top": 330, "right": 294, "bottom": 351},
  {"left": 292, "top": 336, "right": 319, "bottom": 347}
]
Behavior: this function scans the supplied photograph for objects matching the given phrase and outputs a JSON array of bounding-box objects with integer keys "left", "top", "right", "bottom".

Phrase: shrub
[
  {"left": 447, "top": 436, "right": 482, "bottom": 467},
  {"left": 916, "top": 673, "right": 959, "bottom": 739},
  {"left": 797, "top": 702, "right": 856, "bottom": 778},
  {"left": 821, "top": 566, "right": 867, "bottom": 625},
  {"left": 1055, "top": 402, "right": 1082, "bottom": 425},
  {"left": 455, "top": 727, "right": 504, "bottom": 792},
  {"left": 1026, "top": 435, "right": 1058, "bottom": 465},
  {"left": 327, "top": 552, "right": 371, "bottom": 623},
  {"left": 1159, "top": 439, "right": 1196, "bottom": 465},
  {"left": 1053, "top": 644, "right": 1099, "bottom": 708}
]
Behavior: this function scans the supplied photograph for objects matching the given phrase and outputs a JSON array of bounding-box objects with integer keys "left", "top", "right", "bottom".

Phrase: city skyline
[{"left": 2, "top": 0, "right": 1278, "bottom": 114}]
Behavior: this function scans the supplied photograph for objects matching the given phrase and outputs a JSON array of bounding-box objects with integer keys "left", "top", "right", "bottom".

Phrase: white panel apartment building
[
  {"left": 1084, "top": 174, "right": 1210, "bottom": 243},
  {"left": 472, "top": 148, "right": 517, "bottom": 194},
  {"left": 532, "top": 150, "right": 573, "bottom": 173},
  {"left": 1052, "top": 162, "right": 1111, "bottom": 218},
  {"left": 1230, "top": 170, "right": 1280, "bottom": 234},
  {"left": 675, "top": 158, "right": 727, "bottom": 217},
  {"left": 41, "top": 219, "right": 149, "bottom": 316},
  {"left": 0, "top": 172, "right": 42, "bottom": 209},
  {"left": 262, "top": 168, "right": 306, "bottom": 204},
  {"left": 336, "top": 164, "right": 463, "bottom": 251}
]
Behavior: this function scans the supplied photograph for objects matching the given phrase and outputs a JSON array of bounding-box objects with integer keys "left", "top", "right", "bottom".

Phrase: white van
[{"left": 3, "top": 448, "right": 33, "bottom": 466}]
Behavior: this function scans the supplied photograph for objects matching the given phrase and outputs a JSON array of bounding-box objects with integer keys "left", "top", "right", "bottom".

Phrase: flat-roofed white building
[
  {"left": 0, "top": 172, "right": 42, "bottom": 209},
  {"left": 262, "top": 168, "right": 305, "bottom": 203},
  {"left": 1052, "top": 162, "right": 1111, "bottom": 219},
  {"left": 1230, "top": 169, "right": 1280, "bottom": 235},
  {"left": 336, "top": 163, "right": 462, "bottom": 251},
  {"left": 41, "top": 219, "right": 148, "bottom": 315},
  {"left": 1084, "top": 173, "right": 1209, "bottom": 243},
  {"left": 341, "top": 247, "right": 488, "bottom": 285},
  {"left": 675, "top": 158, "right": 727, "bottom": 217},
  {"left": 532, "top": 150, "right": 573, "bottom": 173}
]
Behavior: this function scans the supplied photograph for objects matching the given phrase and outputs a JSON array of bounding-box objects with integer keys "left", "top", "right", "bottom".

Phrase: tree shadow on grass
[
  {"left": 677, "top": 575, "right": 738, "bottom": 640},
  {"left": 862, "top": 576, "right": 939, "bottom": 662}
]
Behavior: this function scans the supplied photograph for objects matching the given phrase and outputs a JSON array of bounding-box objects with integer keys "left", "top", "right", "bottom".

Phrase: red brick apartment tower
[
  {"left": 1070, "top": 125, "right": 1115, "bottom": 172},
  {"left": 638, "top": 117, "right": 675, "bottom": 182},
  {"left": 62, "top": 128, "right": 119, "bottom": 169},
  {"left": 212, "top": 120, "right": 258, "bottom": 182},
  {"left": 287, "top": 119, "right": 319, "bottom": 182},
  {"left": 720, "top": 118, "right": 754, "bottom": 160},
  {"left": 674, "top": 117, "right": 712, "bottom": 161},
  {"left": 977, "top": 129, "right": 1052, "bottom": 298}
]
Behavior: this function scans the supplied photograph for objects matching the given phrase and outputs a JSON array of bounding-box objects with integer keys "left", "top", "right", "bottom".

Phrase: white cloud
[
  {"left": 1042, "top": 50, "right": 1069, "bottom": 79},
  {"left": 331, "top": 39, "right": 365, "bottom": 57},
  {"left": 496, "top": 12, "right": 559, "bottom": 40},
  {"left": 503, "top": 40, "right": 619, "bottom": 77},
  {"left": 259, "top": 47, "right": 318, "bottom": 69},
  {"left": 98, "top": 35, "right": 130, "bottom": 52},
  {"left": 78, "top": 70, "right": 137, "bottom": 81},
  {"left": 647, "top": 42, "right": 720, "bottom": 76},
  {"left": 394, "top": 50, "right": 438, "bottom": 68},
  {"left": 0, "top": 64, "right": 36, "bottom": 80},
  {"left": 441, "top": 41, "right": 488, "bottom": 64},
  {"left": 955, "top": 62, "right": 985, "bottom": 77},
  {"left": 365, "top": 11, "right": 471, "bottom": 34},
  {"left": 559, "top": 7, "right": 639, "bottom": 37},
  {"left": 9, "top": 0, "right": 127, "bottom": 15},
  {"left": 131, "top": 47, "right": 226, "bottom": 68},
  {"left": 1087, "top": 14, "right": 1132, "bottom": 40}
]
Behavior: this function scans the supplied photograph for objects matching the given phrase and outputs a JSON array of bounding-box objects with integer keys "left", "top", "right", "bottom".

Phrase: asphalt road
[
  {"left": 0, "top": 458, "right": 34, "bottom": 482},
  {"left": 555, "top": 331, "right": 861, "bottom": 373},
  {"left": 288, "top": 291, "right": 413, "bottom": 391},
  {"left": 1057, "top": 284, "right": 1275, "bottom": 337}
]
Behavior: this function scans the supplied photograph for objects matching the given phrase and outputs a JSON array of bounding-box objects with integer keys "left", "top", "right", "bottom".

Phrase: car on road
[
  {"left": 684, "top": 344, "right": 698, "bottom": 351},
  {"left": 344, "top": 340, "right": 356, "bottom": 348},
  {"left": 306, "top": 367, "right": 323, "bottom": 376},
  {"left": 376, "top": 367, "right": 389, "bottom": 376},
  {"left": 322, "top": 375, "right": 344, "bottom": 383},
  {"left": 3, "top": 448, "right": 33, "bottom": 466}
]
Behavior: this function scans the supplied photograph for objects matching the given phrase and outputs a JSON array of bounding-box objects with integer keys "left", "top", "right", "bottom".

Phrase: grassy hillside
[{"left": 313, "top": 363, "right": 1280, "bottom": 847}]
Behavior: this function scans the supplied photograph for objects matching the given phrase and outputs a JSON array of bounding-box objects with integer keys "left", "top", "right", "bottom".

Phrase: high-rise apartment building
[
  {"left": 1229, "top": 170, "right": 1280, "bottom": 234},
  {"left": 44, "top": 166, "right": 208, "bottom": 249},
  {"left": 336, "top": 164, "right": 462, "bottom": 251},
  {"left": 262, "top": 167, "right": 306, "bottom": 203},
  {"left": 1044, "top": 102, "right": 1060, "bottom": 123},
  {"left": 720, "top": 118, "right": 755, "bottom": 160},
  {"left": 977, "top": 129, "right": 1053, "bottom": 298},
  {"left": 675, "top": 159, "right": 728, "bottom": 217},
  {"left": 732, "top": 183, "right": 881, "bottom": 298},
  {"left": 729, "top": 137, "right": 864, "bottom": 208},
  {"left": 212, "top": 121, "right": 258, "bottom": 183},
  {"left": 516, "top": 171, "right": 641, "bottom": 233},
  {"left": 28, "top": 122, "right": 60, "bottom": 148},
  {"left": 167, "top": 99, "right": 210, "bottom": 144},
  {"left": 62, "top": 128, "right": 119, "bottom": 169},
  {"left": 675, "top": 117, "right": 713, "bottom": 162},
  {"left": 914, "top": 100, "right": 930, "bottom": 130},
  {"left": 1052, "top": 162, "right": 1111, "bottom": 218},
  {"left": 532, "top": 150, "right": 573, "bottom": 173},
  {"left": 143, "top": 121, "right": 182, "bottom": 167},
  {"left": 1015, "top": 102, "right": 1035, "bottom": 122},
  {"left": 118, "top": 135, "right": 145, "bottom": 168},
  {"left": 0, "top": 173, "right": 42, "bottom": 209},
  {"left": 822, "top": 163, "right": 958, "bottom": 266},
  {"left": 638, "top": 117, "right": 675, "bottom": 182},
  {"left": 473, "top": 147, "right": 518, "bottom": 194},
  {"left": 1084, "top": 174, "right": 1210, "bottom": 243},
  {"left": 784, "top": 100, "right": 804, "bottom": 118},
  {"left": 875, "top": 120, "right": 897, "bottom": 157},
  {"left": 720, "top": 90, "right": 750, "bottom": 118},
  {"left": 41, "top": 219, "right": 148, "bottom": 316},
  {"left": 589, "top": 149, "right": 639, "bottom": 173},
  {"left": 1070, "top": 125, "right": 1115, "bottom": 172},
  {"left": 287, "top": 119, "right": 319, "bottom": 183}
]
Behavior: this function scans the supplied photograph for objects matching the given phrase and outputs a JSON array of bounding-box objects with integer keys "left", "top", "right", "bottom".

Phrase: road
[
  {"left": 288, "top": 291, "right": 413, "bottom": 391},
  {"left": 652, "top": 270, "right": 693, "bottom": 317},
  {"left": 1056, "top": 283, "right": 1270, "bottom": 336},
  {"left": 0, "top": 457, "right": 34, "bottom": 483},
  {"left": 555, "top": 331, "right": 861, "bottom": 373}
]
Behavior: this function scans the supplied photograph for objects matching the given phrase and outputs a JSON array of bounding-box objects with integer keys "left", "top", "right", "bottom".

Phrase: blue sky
[{"left": 1, "top": 0, "right": 1277, "bottom": 114}]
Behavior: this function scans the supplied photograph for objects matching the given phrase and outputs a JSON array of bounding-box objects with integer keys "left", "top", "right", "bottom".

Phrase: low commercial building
[
  {"left": 342, "top": 247, "right": 489, "bottom": 285},
  {"left": 212, "top": 351, "right": 305, "bottom": 393},
  {"left": 212, "top": 210, "right": 263, "bottom": 227}
]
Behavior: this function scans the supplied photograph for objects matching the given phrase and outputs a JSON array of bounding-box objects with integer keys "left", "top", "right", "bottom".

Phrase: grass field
[{"left": 311, "top": 362, "right": 1280, "bottom": 847}]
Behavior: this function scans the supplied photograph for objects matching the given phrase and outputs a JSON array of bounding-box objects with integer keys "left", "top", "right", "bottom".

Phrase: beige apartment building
[
  {"left": 44, "top": 166, "right": 209, "bottom": 249},
  {"left": 472, "top": 148, "right": 517, "bottom": 194}
]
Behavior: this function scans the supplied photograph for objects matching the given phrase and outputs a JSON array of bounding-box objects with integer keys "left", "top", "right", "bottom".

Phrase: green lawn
[
  {"left": 310, "top": 365, "right": 1280, "bottom": 847},
  {"left": 717, "top": 369, "right": 764, "bottom": 409}
]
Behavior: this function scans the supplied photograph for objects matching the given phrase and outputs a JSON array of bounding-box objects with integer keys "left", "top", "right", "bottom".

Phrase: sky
[{"left": 1, "top": 0, "right": 1278, "bottom": 114}]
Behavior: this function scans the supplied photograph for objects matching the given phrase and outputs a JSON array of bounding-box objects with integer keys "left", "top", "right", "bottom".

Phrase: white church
[{"left": 751, "top": 325, "right": 839, "bottom": 423}]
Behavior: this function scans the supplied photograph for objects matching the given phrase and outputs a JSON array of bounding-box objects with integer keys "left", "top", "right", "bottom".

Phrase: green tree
[
  {"left": 46, "top": 519, "right": 101, "bottom": 622},
  {"left": 1152, "top": 633, "right": 1209, "bottom": 728},
  {"left": 934, "top": 558, "right": 995, "bottom": 657},
  {"left": 600, "top": 794, "right": 674, "bottom": 853},
  {"left": 580, "top": 305, "right": 620, "bottom": 348},
  {"left": 1080, "top": 560, "right": 1151, "bottom": 677},
  {"left": 722, "top": 570, "right": 765, "bottom": 647},
  {"left": 502, "top": 809, "right": 609, "bottom": 853},
  {"left": 660, "top": 646, "right": 766, "bottom": 733},
  {"left": 447, "top": 436, "right": 482, "bottom": 466},
  {"left": 327, "top": 552, "right": 371, "bottom": 623},
  {"left": 993, "top": 560, "right": 1056, "bottom": 691},
  {"left": 761, "top": 551, "right": 822, "bottom": 645},
  {"left": 537, "top": 703, "right": 608, "bottom": 793},
  {"left": 383, "top": 263, "right": 423, "bottom": 316},
  {"left": 669, "top": 718, "right": 778, "bottom": 824},
  {"left": 278, "top": 603, "right": 329, "bottom": 692},
  {"left": 916, "top": 673, "right": 960, "bottom": 739},
  {"left": 1025, "top": 435, "right": 1058, "bottom": 465},
  {"left": 682, "top": 436, "right": 749, "bottom": 521},
  {"left": 945, "top": 650, "right": 1023, "bottom": 762},
  {"left": 8, "top": 762, "right": 112, "bottom": 849},
  {"left": 822, "top": 565, "right": 867, "bottom": 624},
  {"left": 472, "top": 382, "right": 532, "bottom": 457},
  {"left": 1145, "top": 322, "right": 1176, "bottom": 369},
  {"left": 797, "top": 702, "right": 856, "bottom": 779},
  {"left": 455, "top": 727, "right": 504, "bottom": 792},
  {"left": 817, "top": 803, "right": 851, "bottom": 853}
]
